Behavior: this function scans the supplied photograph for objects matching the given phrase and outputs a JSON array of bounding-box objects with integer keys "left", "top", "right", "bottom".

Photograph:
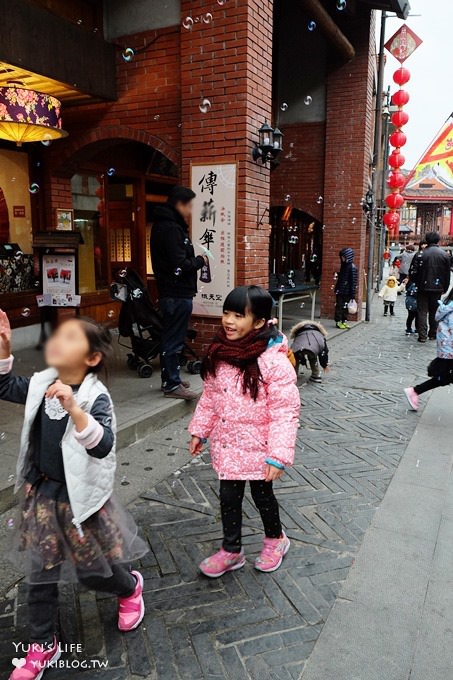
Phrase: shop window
[
  {"left": 0, "top": 148, "right": 34, "bottom": 293},
  {"left": 71, "top": 174, "right": 109, "bottom": 293}
]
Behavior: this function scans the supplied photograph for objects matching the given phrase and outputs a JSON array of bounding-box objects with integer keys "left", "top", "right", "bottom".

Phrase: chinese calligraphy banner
[{"left": 191, "top": 163, "right": 237, "bottom": 316}]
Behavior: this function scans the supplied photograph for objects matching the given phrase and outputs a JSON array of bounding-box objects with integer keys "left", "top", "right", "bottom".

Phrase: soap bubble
[
  {"left": 107, "top": 310, "right": 115, "bottom": 319},
  {"left": 174, "top": 267, "right": 182, "bottom": 276},
  {"left": 118, "top": 269, "right": 127, "bottom": 278},
  {"left": 287, "top": 270, "right": 295, "bottom": 278},
  {"left": 14, "top": 250, "right": 23, "bottom": 260},
  {"left": 28, "top": 183, "right": 40, "bottom": 194},
  {"left": 6, "top": 518, "right": 14, "bottom": 530},
  {"left": 21, "top": 307, "right": 31, "bottom": 318},
  {"left": 182, "top": 16, "right": 194, "bottom": 29},
  {"left": 310, "top": 254, "right": 318, "bottom": 262},
  {"left": 316, "top": 195, "right": 323, "bottom": 204},
  {"left": 336, "top": 0, "right": 347, "bottom": 9},
  {"left": 153, "top": 114, "right": 160, "bottom": 121},
  {"left": 217, "top": 0, "right": 227, "bottom": 4},
  {"left": 352, "top": 217, "right": 357, "bottom": 224},
  {"left": 288, "top": 235, "right": 299, "bottom": 245},
  {"left": 435, "top": 278, "right": 440, "bottom": 286},
  {"left": 280, "top": 102, "right": 289, "bottom": 112},
  {"left": 122, "top": 47, "right": 135, "bottom": 62},
  {"left": 0, "top": 433, "right": 6, "bottom": 441},
  {"left": 347, "top": 203, "right": 352, "bottom": 209},
  {"left": 199, "top": 98, "right": 212, "bottom": 113},
  {"left": 11, "top": 177, "right": 16, "bottom": 183},
  {"left": 308, "top": 20, "right": 317, "bottom": 31},
  {"left": 284, "top": 194, "right": 291, "bottom": 202},
  {"left": 7, "top": 474, "right": 14, "bottom": 483},
  {"left": 300, "top": 302, "right": 305, "bottom": 309},
  {"left": 304, "top": 95, "right": 313, "bottom": 106},
  {"left": 107, "top": 167, "right": 116, "bottom": 177},
  {"left": 202, "top": 12, "right": 213, "bottom": 24},
  {"left": 41, "top": 134, "right": 52, "bottom": 147}
]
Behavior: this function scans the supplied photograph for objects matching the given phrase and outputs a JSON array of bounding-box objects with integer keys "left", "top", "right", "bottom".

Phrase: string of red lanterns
[{"left": 383, "top": 66, "right": 411, "bottom": 238}]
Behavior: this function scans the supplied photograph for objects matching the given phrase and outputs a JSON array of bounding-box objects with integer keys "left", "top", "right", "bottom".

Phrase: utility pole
[
  {"left": 365, "top": 10, "right": 387, "bottom": 321},
  {"left": 377, "top": 87, "right": 391, "bottom": 289}
]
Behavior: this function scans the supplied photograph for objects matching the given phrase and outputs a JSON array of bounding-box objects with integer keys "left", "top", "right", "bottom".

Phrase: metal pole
[
  {"left": 377, "top": 87, "right": 391, "bottom": 289},
  {"left": 365, "top": 10, "right": 387, "bottom": 321}
]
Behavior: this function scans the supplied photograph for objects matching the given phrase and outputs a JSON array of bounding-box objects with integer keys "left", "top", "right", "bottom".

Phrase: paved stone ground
[{"left": 0, "top": 311, "right": 435, "bottom": 679}]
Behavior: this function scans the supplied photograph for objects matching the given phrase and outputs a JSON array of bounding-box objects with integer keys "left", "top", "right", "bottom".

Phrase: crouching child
[{"left": 290, "top": 321, "right": 329, "bottom": 383}]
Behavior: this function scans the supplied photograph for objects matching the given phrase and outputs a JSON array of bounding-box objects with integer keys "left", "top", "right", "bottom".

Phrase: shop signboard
[
  {"left": 190, "top": 163, "right": 236, "bottom": 316},
  {"left": 38, "top": 253, "right": 80, "bottom": 306}
]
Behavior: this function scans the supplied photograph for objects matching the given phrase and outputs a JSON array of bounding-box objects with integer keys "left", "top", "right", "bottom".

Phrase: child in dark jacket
[
  {"left": 334, "top": 248, "right": 358, "bottom": 330},
  {"left": 290, "top": 321, "right": 329, "bottom": 383}
]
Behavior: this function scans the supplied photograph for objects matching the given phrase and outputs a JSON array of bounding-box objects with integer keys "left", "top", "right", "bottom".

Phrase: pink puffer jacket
[{"left": 189, "top": 335, "right": 300, "bottom": 480}]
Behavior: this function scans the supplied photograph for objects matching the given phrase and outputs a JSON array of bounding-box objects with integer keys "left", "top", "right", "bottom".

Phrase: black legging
[
  {"left": 414, "top": 375, "right": 452, "bottom": 395},
  {"left": 28, "top": 563, "right": 135, "bottom": 644},
  {"left": 220, "top": 480, "right": 282, "bottom": 553}
]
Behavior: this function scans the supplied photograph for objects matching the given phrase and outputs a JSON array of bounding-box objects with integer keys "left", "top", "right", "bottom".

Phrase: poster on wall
[
  {"left": 39, "top": 254, "right": 80, "bottom": 306},
  {"left": 191, "top": 163, "right": 236, "bottom": 316}
]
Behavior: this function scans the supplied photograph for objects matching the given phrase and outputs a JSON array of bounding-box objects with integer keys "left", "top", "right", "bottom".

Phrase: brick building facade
[{"left": 0, "top": 0, "right": 408, "bottom": 348}]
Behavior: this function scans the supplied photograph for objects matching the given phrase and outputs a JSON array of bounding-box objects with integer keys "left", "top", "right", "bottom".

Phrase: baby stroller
[{"left": 110, "top": 269, "right": 202, "bottom": 378}]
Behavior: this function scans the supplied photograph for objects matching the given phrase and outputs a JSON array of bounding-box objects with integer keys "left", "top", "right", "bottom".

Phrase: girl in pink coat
[{"left": 189, "top": 285, "right": 300, "bottom": 577}]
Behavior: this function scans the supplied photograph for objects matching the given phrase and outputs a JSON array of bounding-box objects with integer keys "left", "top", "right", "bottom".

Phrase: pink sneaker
[
  {"left": 9, "top": 637, "right": 61, "bottom": 680},
  {"left": 404, "top": 387, "right": 419, "bottom": 411},
  {"left": 255, "top": 532, "right": 290, "bottom": 572},
  {"left": 118, "top": 570, "right": 145, "bottom": 632},
  {"left": 199, "top": 548, "right": 245, "bottom": 578}
]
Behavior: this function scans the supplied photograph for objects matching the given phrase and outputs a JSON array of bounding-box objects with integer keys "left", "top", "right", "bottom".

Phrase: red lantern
[
  {"left": 389, "top": 150, "right": 406, "bottom": 169},
  {"left": 392, "top": 90, "right": 410, "bottom": 107},
  {"left": 391, "top": 111, "right": 409, "bottom": 128},
  {"left": 385, "top": 193, "right": 405, "bottom": 210},
  {"left": 389, "top": 131, "right": 407, "bottom": 148},
  {"left": 393, "top": 67, "right": 411, "bottom": 86},
  {"left": 387, "top": 172, "right": 405, "bottom": 189},
  {"left": 383, "top": 211, "right": 400, "bottom": 228}
]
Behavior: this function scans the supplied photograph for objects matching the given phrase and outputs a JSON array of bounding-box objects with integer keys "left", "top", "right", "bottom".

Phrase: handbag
[{"left": 347, "top": 299, "right": 358, "bottom": 315}]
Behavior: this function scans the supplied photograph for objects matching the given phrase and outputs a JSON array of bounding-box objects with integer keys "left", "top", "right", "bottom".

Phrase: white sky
[{"left": 380, "top": 0, "right": 453, "bottom": 170}]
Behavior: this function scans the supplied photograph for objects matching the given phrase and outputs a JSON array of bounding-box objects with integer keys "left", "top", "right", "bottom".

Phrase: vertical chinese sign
[{"left": 191, "top": 163, "right": 237, "bottom": 316}]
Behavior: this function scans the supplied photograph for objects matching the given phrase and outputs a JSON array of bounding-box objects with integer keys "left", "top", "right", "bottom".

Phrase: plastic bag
[{"left": 347, "top": 299, "right": 358, "bottom": 315}]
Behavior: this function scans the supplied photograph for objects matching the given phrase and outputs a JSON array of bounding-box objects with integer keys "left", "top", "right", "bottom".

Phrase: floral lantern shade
[{"left": 0, "top": 86, "right": 67, "bottom": 145}]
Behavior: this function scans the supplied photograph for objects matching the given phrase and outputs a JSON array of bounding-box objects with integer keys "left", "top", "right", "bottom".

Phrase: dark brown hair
[{"left": 58, "top": 316, "right": 113, "bottom": 377}]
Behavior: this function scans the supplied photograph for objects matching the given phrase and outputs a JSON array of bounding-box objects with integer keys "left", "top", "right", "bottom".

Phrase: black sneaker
[
  {"left": 309, "top": 376, "right": 322, "bottom": 383},
  {"left": 418, "top": 338, "right": 427, "bottom": 343}
]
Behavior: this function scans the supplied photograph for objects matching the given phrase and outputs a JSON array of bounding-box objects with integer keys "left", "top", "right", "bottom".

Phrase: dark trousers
[
  {"left": 414, "top": 359, "right": 453, "bottom": 395},
  {"left": 406, "top": 310, "right": 417, "bottom": 331},
  {"left": 384, "top": 301, "right": 395, "bottom": 315},
  {"left": 334, "top": 294, "right": 349, "bottom": 323},
  {"left": 28, "top": 564, "right": 135, "bottom": 644},
  {"left": 159, "top": 297, "right": 193, "bottom": 391},
  {"left": 417, "top": 291, "right": 441, "bottom": 340},
  {"left": 220, "top": 480, "right": 282, "bottom": 553}
]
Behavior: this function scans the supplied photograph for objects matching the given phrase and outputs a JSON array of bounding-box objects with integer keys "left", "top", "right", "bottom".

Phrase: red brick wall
[
  {"left": 180, "top": 0, "right": 274, "bottom": 352},
  {"left": 270, "top": 122, "right": 326, "bottom": 223},
  {"left": 321, "top": 9, "right": 376, "bottom": 319}
]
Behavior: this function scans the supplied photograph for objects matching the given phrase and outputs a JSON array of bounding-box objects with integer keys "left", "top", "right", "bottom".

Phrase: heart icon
[{"left": 12, "top": 658, "right": 26, "bottom": 668}]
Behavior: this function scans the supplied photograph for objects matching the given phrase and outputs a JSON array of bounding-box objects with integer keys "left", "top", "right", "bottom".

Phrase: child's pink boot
[
  {"left": 118, "top": 570, "right": 145, "bottom": 631},
  {"left": 255, "top": 532, "right": 290, "bottom": 572},
  {"left": 404, "top": 387, "right": 419, "bottom": 411},
  {"left": 9, "top": 637, "right": 60, "bottom": 679},
  {"left": 199, "top": 548, "right": 245, "bottom": 578}
]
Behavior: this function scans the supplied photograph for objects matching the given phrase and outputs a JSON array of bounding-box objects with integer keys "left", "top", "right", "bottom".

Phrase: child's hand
[
  {"left": 46, "top": 380, "right": 77, "bottom": 413},
  {"left": 264, "top": 464, "right": 285, "bottom": 482},
  {"left": 0, "top": 309, "right": 12, "bottom": 359},
  {"left": 189, "top": 435, "right": 204, "bottom": 456}
]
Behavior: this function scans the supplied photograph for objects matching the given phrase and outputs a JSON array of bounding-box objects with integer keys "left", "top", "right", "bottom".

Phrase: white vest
[{"left": 16, "top": 368, "right": 117, "bottom": 535}]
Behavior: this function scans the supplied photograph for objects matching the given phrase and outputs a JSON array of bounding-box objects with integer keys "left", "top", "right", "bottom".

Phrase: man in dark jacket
[
  {"left": 151, "top": 186, "right": 206, "bottom": 399},
  {"left": 412, "top": 232, "right": 451, "bottom": 343},
  {"left": 334, "top": 248, "right": 358, "bottom": 330}
]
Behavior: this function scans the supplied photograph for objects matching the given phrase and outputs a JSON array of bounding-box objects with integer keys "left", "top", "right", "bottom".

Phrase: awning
[{"left": 358, "top": 0, "right": 410, "bottom": 19}]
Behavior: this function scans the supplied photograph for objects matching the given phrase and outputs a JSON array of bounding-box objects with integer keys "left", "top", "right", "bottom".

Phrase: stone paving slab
[{"left": 0, "top": 310, "right": 440, "bottom": 678}]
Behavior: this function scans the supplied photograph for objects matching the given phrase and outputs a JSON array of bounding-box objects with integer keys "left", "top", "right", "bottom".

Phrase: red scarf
[{"left": 201, "top": 326, "right": 273, "bottom": 400}]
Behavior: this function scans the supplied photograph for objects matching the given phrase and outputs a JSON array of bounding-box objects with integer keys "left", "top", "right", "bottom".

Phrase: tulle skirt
[{"left": 8, "top": 485, "right": 149, "bottom": 584}]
